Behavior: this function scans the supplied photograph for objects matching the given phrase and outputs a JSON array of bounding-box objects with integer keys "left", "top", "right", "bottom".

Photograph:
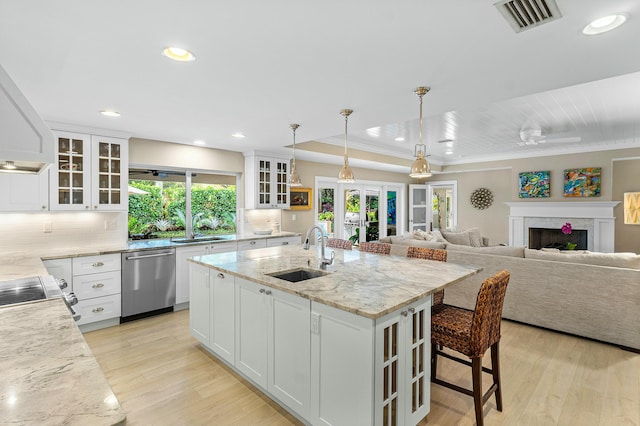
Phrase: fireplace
[
  {"left": 506, "top": 201, "right": 619, "bottom": 253},
  {"left": 528, "top": 227, "right": 588, "bottom": 250}
]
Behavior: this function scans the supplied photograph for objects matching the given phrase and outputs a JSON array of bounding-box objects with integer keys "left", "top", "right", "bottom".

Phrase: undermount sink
[
  {"left": 172, "top": 236, "right": 226, "bottom": 243},
  {"left": 266, "top": 268, "right": 331, "bottom": 283}
]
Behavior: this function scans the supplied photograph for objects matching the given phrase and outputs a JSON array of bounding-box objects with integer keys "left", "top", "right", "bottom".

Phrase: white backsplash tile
[
  {"left": 0, "top": 212, "right": 128, "bottom": 257},
  {"left": 243, "top": 209, "right": 282, "bottom": 235}
]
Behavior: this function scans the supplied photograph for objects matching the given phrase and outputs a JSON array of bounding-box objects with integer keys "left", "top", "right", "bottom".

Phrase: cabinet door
[
  {"left": 235, "top": 278, "right": 269, "bottom": 388},
  {"left": 409, "top": 184, "right": 428, "bottom": 232},
  {"left": 210, "top": 271, "right": 235, "bottom": 364},
  {"left": 268, "top": 288, "right": 311, "bottom": 418},
  {"left": 75, "top": 293, "right": 121, "bottom": 325},
  {"left": 272, "top": 159, "right": 290, "bottom": 209},
  {"left": 50, "top": 131, "right": 92, "bottom": 211},
  {"left": 175, "top": 245, "right": 208, "bottom": 305},
  {"left": 256, "top": 157, "right": 274, "bottom": 208},
  {"left": 403, "top": 299, "right": 430, "bottom": 425},
  {"left": 311, "top": 301, "right": 374, "bottom": 426},
  {"left": 72, "top": 270, "right": 120, "bottom": 299},
  {"left": 91, "top": 135, "right": 128, "bottom": 211},
  {"left": 0, "top": 171, "right": 49, "bottom": 211},
  {"left": 189, "top": 263, "right": 210, "bottom": 346}
]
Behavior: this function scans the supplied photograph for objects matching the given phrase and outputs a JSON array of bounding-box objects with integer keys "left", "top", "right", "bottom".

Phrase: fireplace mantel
[{"left": 506, "top": 201, "right": 620, "bottom": 252}]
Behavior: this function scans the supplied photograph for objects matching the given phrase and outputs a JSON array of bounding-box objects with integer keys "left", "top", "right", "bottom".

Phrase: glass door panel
[
  {"left": 386, "top": 190, "right": 397, "bottom": 236},
  {"left": 343, "top": 187, "right": 361, "bottom": 244},
  {"left": 317, "top": 187, "right": 335, "bottom": 237}
]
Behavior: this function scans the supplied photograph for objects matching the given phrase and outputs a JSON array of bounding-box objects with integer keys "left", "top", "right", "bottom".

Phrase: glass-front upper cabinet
[
  {"left": 244, "top": 154, "right": 290, "bottom": 209},
  {"left": 92, "top": 135, "right": 128, "bottom": 211},
  {"left": 50, "top": 131, "right": 128, "bottom": 211}
]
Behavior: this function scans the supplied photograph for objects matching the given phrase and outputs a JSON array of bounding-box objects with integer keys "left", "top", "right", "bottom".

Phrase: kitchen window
[{"left": 128, "top": 168, "right": 237, "bottom": 239}]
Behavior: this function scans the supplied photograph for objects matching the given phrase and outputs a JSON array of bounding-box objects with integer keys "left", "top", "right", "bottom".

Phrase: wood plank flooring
[{"left": 84, "top": 310, "right": 640, "bottom": 425}]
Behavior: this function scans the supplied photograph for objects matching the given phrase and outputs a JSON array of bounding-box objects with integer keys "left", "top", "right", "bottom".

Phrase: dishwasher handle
[{"left": 125, "top": 252, "right": 174, "bottom": 261}]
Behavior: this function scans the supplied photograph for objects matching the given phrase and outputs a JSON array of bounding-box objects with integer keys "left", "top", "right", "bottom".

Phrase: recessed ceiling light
[
  {"left": 583, "top": 14, "right": 626, "bottom": 35},
  {"left": 231, "top": 133, "right": 246, "bottom": 139},
  {"left": 445, "top": 151, "right": 454, "bottom": 155},
  {"left": 366, "top": 127, "right": 381, "bottom": 138},
  {"left": 395, "top": 137, "right": 405, "bottom": 142},
  {"left": 100, "top": 110, "right": 120, "bottom": 117},
  {"left": 162, "top": 46, "right": 196, "bottom": 62},
  {"left": 193, "top": 140, "right": 206, "bottom": 146}
]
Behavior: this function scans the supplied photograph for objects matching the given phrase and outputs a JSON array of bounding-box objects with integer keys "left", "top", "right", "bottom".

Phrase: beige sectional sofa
[{"left": 378, "top": 234, "right": 640, "bottom": 351}]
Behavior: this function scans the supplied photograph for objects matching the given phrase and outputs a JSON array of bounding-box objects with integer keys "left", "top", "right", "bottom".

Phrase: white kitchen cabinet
[
  {"left": 175, "top": 241, "right": 237, "bottom": 306},
  {"left": 72, "top": 253, "right": 122, "bottom": 331},
  {"left": 237, "top": 238, "right": 267, "bottom": 251},
  {"left": 235, "top": 277, "right": 311, "bottom": 417},
  {"left": 409, "top": 184, "right": 428, "bottom": 232},
  {"left": 0, "top": 170, "right": 49, "bottom": 211},
  {"left": 42, "top": 257, "right": 73, "bottom": 288},
  {"left": 235, "top": 278, "right": 269, "bottom": 387},
  {"left": 189, "top": 262, "right": 211, "bottom": 346},
  {"left": 266, "top": 235, "right": 301, "bottom": 247},
  {"left": 244, "top": 154, "right": 290, "bottom": 209},
  {"left": 50, "top": 131, "right": 128, "bottom": 211},
  {"left": 310, "top": 301, "right": 375, "bottom": 426},
  {"left": 268, "top": 285, "right": 311, "bottom": 418},
  {"left": 210, "top": 271, "right": 235, "bottom": 364},
  {"left": 375, "top": 298, "right": 431, "bottom": 426}
]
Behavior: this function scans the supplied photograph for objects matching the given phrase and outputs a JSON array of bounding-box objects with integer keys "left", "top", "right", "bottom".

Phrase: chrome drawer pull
[
  {"left": 217, "top": 273, "right": 225, "bottom": 279},
  {"left": 250, "top": 241, "right": 256, "bottom": 245},
  {"left": 265, "top": 290, "right": 272, "bottom": 296},
  {"left": 92, "top": 283, "right": 105, "bottom": 288},
  {"left": 259, "top": 289, "right": 266, "bottom": 294},
  {"left": 92, "top": 307, "right": 105, "bottom": 313},
  {"left": 92, "top": 262, "right": 104, "bottom": 268}
]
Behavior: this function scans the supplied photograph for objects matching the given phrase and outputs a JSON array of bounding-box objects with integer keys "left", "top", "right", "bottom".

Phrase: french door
[{"left": 316, "top": 178, "right": 404, "bottom": 245}]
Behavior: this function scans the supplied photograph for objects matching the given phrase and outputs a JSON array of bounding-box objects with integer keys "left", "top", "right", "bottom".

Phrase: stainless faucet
[{"left": 303, "top": 225, "right": 335, "bottom": 269}]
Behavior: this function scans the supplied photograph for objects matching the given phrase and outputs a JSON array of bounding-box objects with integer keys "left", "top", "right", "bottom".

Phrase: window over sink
[{"left": 127, "top": 168, "right": 237, "bottom": 240}]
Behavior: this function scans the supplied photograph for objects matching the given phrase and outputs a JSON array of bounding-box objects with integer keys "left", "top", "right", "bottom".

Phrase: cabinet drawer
[
  {"left": 209, "top": 241, "right": 238, "bottom": 253},
  {"left": 73, "top": 270, "right": 121, "bottom": 299},
  {"left": 237, "top": 239, "right": 267, "bottom": 251},
  {"left": 75, "top": 294, "right": 121, "bottom": 325},
  {"left": 73, "top": 253, "right": 121, "bottom": 275},
  {"left": 266, "top": 236, "right": 301, "bottom": 247}
]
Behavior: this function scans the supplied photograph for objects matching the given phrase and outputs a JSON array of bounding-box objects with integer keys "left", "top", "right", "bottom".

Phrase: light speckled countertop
[
  {"left": 189, "top": 245, "right": 481, "bottom": 319},
  {"left": 0, "top": 299, "right": 125, "bottom": 425}
]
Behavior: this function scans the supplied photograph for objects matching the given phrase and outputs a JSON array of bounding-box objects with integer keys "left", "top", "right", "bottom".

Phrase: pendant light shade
[
  {"left": 289, "top": 123, "right": 302, "bottom": 187},
  {"left": 337, "top": 109, "right": 355, "bottom": 183},
  {"left": 409, "top": 86, "right": 432, "bottom": 179}
]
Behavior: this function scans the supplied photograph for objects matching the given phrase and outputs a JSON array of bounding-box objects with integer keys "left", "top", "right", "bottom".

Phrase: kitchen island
[{"left": 188, "top": 245, "right": 480, "bottom": 426}]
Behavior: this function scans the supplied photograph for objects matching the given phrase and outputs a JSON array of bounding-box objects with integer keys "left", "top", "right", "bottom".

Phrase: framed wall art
[
  {"left": 289, "top": 187, "right": 312, "bottom": 210},
  {"left": 518, "top": 170, "right": 550, "bottom": 198},
  {"left": 563, "top": 167, "right": 601, "bottom": 197}
]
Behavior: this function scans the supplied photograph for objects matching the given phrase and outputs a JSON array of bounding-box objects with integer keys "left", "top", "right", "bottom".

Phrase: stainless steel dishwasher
[{"left": 121, "top": 248, "right": 176, "bottom": 322}]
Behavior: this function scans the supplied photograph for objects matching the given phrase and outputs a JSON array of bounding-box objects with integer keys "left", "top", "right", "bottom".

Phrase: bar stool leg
[
  {"left": 491, "top": 342, "right": 503, "bottom": 411},
  {"left": 472, "top": 357, "right": 484, "bottom": 426}
]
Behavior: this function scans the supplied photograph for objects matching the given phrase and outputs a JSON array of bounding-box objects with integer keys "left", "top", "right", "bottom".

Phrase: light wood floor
[{"left": 84, "top": 310, "right": 640, "bottom": 426}]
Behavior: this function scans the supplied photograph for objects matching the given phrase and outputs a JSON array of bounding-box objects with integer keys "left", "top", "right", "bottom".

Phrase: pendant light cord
[{"left": 344, "top": 113, "right": 349, "bottom": 157}]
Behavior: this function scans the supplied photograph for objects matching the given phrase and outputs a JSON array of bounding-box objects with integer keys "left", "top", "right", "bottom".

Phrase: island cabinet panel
[
  {"left": 374, "top": 297, "right": 431, "bottom": 426},
  {"left": 268, "top": 287, "right": 311, "bottom": 419},
  {"left": 235, "top": 278, "right": 269, "bottom": 388},
  {"left": 210, "top": 271, "right": 235, "bottom": 364},
  {"left": 176, "top": 246, "right": 208, "bottom": 305},
  {"left": 189, "top": 263, "right": 210, "bottom": 346},
  {"left": 310, "top": 302, "right": 375, "bottom": 426}
]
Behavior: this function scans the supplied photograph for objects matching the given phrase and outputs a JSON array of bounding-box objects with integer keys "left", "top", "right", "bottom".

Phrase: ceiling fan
[{"left": 518, "top": 123, "right": 581, "bottom": 146}]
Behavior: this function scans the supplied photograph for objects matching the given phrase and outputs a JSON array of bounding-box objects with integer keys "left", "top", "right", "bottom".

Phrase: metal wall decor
[{"left": 470, "top": 187, "right": 493, "bottom": 210}]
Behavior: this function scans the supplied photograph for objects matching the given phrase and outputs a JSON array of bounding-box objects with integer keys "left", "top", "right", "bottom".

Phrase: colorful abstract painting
[
  {"left": 519, "top": 171, "right": 550, "bottom": 198},
  {"left": 563, "top": 167, "right": 601, "bottom": 197}
]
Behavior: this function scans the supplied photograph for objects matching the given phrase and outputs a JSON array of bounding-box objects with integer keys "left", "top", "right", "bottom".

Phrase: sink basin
[
  {"left": 266, "top": 268, "right": 331, "bottom": 283},
  {"left": 172, "top": 236, "right": 226, "bottom": 243}
]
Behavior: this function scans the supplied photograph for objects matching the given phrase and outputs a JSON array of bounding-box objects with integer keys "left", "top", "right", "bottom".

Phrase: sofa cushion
[
  {"left": 524, "top": 249, "right": 640, "bottom": 269},
  {"left": 441, "top": 230, "right": 472, "bottom": 245},
  {"left": 389, "top": 236, "right": 446, "bottom": 249},
  {"left": 446, "top": 244, "right": 525, "bottom": 258}
]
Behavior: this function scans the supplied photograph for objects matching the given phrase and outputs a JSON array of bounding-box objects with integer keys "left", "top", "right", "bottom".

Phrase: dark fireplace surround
[{"left": 528, "top": 227, "right": 588, "bottom": 250}]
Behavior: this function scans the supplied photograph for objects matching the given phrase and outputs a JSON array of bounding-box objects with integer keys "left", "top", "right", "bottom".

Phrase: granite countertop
[
  {"left": 189, "top": 245, "right": 480, "bottom": 319},
  {"left": 0, "top": 299, "right": 125, "bottom": 425}
]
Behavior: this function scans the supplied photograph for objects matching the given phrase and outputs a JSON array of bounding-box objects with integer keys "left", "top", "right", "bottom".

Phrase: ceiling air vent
[{"left": 494, "top": 0, "right": 562, "bottom": 33}]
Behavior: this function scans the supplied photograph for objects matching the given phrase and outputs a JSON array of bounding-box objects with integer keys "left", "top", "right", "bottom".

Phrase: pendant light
[
  {"left": 337, "top": 109, "right": 355, "bottom": 183},
  {"left": 409, "top": 86, "right": 432, "bottom": 179},
  {"left": 289, "top": 123, "right": 303, "bottom": 187}
]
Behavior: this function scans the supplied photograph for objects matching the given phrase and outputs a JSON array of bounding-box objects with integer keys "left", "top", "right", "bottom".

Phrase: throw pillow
[
  {"left": 441, "top": 230, "right": 472, "bottom": 246},
  {"left": 467, "top": 227, "right": 484, "bottom": 247},
  {"left": 415, "top": 229, "right": 436, "bottom": 241}
]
